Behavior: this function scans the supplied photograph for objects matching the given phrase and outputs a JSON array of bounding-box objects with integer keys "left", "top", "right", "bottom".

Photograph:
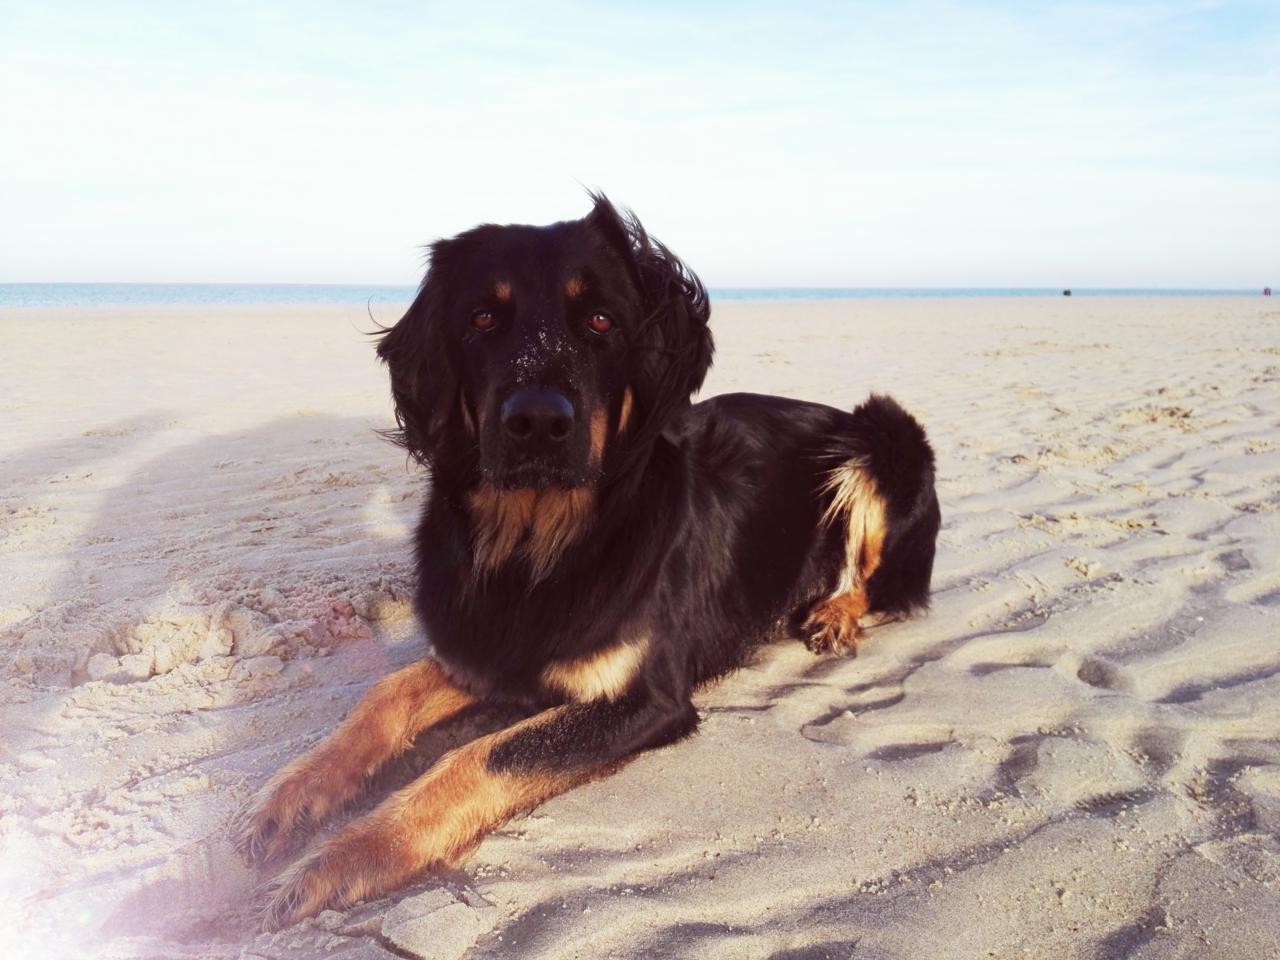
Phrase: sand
[{"left": 2, "top": 296, "right": 1279, "bottom": 959}]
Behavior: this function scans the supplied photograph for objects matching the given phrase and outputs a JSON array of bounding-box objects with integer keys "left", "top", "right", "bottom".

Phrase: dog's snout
[{"left": 501, "top": 389, "right": 575, "bottom": 444}]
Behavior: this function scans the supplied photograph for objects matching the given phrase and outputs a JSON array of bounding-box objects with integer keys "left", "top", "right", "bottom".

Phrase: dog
[{"left": 235, "top": 195, "right": 941, "bottom": 927}]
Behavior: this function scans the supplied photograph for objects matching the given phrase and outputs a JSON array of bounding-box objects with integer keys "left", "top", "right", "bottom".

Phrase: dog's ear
[
  {"left": 587, "top": 194, "right": 714, "bottom": 445},
  {"left": 375, "top": 241, "right": 460, "bottom": 465}
]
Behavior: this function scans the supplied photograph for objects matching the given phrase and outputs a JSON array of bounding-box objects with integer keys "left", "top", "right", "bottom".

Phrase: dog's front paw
[
  {"left": 233, "top": 771, "right": 325, "bottom": 866},
  {"left": 261, "top": 820, "right": 413, "bottom": 929},
  {"left": 262, "top": 848, "right": 342, "bottom": 929}
]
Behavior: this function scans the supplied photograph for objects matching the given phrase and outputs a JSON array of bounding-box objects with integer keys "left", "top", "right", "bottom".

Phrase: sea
[{"left": 0, "top": 283, "right": 1263, "bottom": 309}]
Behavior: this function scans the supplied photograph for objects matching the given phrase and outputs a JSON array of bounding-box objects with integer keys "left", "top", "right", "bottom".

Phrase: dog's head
[{"left": 377, "top": 195, "right": 713, "bottom": 494}]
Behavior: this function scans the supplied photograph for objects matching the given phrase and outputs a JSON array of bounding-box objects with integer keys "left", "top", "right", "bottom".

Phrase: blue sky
[{"left": 2, "top": 1, "right": 1276, "bottom": 286}]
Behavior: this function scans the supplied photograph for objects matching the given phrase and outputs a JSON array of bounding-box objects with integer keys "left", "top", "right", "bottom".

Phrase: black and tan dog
[{"left": 236, "top": 196, "right": 940, "bottom": 926}]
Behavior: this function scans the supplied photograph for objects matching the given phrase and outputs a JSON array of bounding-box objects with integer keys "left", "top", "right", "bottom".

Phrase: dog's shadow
[{"left": 3, "top": 411, "right": 481, "bottom": 947}]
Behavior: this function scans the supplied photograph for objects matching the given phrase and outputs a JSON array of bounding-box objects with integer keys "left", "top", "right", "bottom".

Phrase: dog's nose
[{"left": 501, "top": 389, "right": 575, "bottom": 444}]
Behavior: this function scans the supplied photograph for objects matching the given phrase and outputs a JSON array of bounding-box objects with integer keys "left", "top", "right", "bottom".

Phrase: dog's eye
[
  {"left": 587, "top": 312, "right": 613, "bottom": 335},
  {"left": 471, "top": 310, "right": 497, "bottom": 332}
]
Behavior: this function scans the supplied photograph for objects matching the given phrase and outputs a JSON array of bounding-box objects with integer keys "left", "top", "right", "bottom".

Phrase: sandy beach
[{"left": 2, "top": 296, "right": 1279, "bottom": 959}]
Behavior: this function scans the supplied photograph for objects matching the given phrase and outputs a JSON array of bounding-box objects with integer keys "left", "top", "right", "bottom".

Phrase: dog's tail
[{"left": 820, "top": 394, "right": 940, "bottom": 617}]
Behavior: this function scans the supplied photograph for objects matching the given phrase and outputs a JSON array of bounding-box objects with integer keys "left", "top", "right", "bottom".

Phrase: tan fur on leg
[
  {"left": 807, "top": 459, "right": 888, "bottom": 654},
  {"left": 264, "top": 706, "right": 596, "bottom": 928},
  {"left": 234, "top": 658, "right": 474, "bottom": 864}
]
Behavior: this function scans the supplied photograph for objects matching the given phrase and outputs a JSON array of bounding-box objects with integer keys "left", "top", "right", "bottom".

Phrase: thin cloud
[{"left": 1, "top": 1, "right": 1275, "bottom": 285}]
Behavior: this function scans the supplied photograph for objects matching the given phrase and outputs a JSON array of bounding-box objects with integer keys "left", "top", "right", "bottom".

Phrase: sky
[{"left": 1, "top": 1, "right": 1277, "bottom": 287}]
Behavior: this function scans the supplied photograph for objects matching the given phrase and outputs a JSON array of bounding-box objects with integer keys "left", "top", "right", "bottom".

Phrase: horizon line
[{"left": 0, "top": 281, "right": 1270, "bottom": 291}]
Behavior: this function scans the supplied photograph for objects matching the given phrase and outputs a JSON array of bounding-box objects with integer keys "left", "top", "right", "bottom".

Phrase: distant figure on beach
[
  {"left": 1266, "top": 287, "right": 1272, "bottom": 296},
  {"left": 1063, "top": 289, "right": 1072, "bottom": 297}
]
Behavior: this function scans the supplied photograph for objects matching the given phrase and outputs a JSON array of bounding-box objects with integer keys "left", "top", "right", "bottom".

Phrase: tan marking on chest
[
  {"left": 468, "top": 485, "right": 596, "bottom": 581},
  {"left": 541, "top": 638, "right": 649, "bottom": 702}
]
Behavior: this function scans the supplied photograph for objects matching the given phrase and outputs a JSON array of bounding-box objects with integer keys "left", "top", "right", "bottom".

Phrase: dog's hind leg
[
  {"left": 802, "top": 458, "right": 886, "bottom": 656},
  {"left": 234, "top": 657, "right": 475, "bottom": 865},
  {"left": 803, "top": 395, "right": 939, "bottom": 653},
  {"left": 262, "top": 691, "right": 697, "bottom": 928}
]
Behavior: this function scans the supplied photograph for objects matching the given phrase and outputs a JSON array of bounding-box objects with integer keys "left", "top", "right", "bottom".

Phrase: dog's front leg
[
  {"left": 262, "top": 690, "right": 697, "bottom": 928},
  {"left": 235, "top": 657, "right": 476, "bottom": 864}
]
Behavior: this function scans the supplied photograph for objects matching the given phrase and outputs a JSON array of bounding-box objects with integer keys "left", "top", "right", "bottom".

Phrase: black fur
[{"left": 376, "top": 195, "right": 940, "bottom": 774}]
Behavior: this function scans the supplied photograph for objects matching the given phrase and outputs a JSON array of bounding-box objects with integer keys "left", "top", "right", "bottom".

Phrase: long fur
[{"left": 239, "top": 197, "right": 941, "bottom": 927}]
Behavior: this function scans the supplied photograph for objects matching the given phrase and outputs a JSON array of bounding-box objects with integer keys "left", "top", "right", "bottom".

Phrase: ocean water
[{"left": 0, "top": 282, "right": 1263, "bottom": 309}]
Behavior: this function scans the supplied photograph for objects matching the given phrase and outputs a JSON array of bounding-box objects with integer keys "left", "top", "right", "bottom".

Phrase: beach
[{"left": 2, "top": 296, "right": 1279, "bottom": 959}]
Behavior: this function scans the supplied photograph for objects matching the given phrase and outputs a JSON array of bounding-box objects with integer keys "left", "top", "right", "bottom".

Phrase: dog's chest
[
  {"left": 538, "top": 638, "right": 649, "bottom": 702},
  {"left": 435, "top": 638, "right": 648, "bottom": 706}
]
